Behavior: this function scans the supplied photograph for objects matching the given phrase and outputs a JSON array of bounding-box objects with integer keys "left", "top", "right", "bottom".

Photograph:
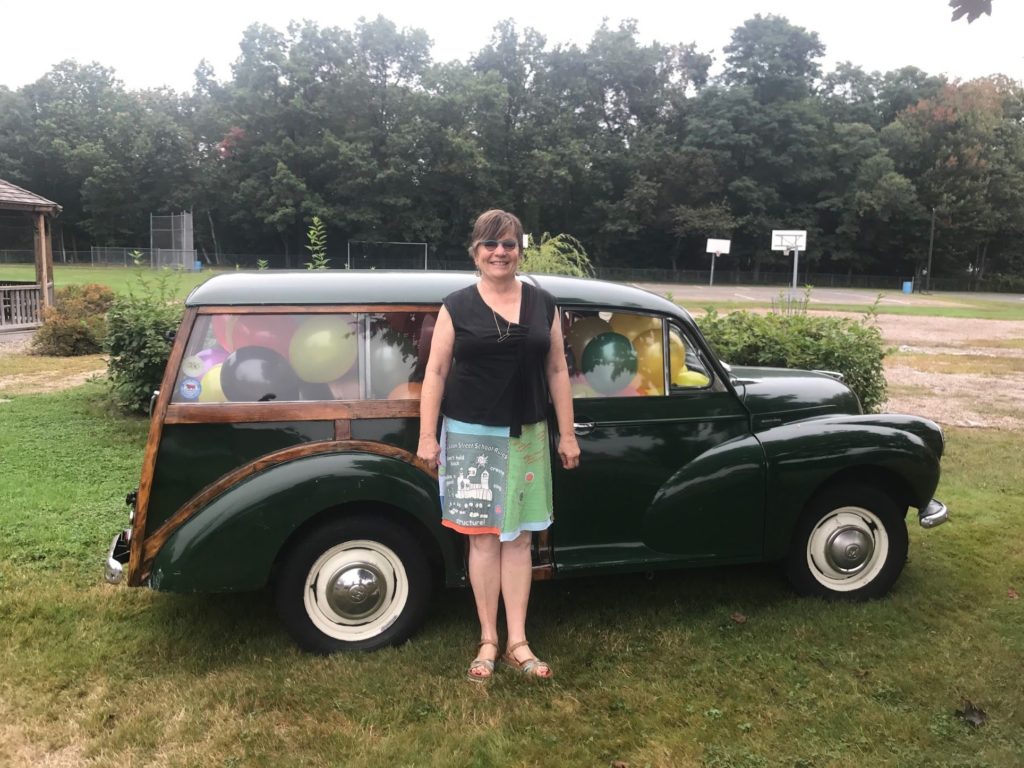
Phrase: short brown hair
[{"left": 468, "top": 209, "right": 524, "bottom": 258}]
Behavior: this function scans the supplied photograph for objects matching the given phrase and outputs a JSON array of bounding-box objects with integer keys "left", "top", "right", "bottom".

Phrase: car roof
[{"left": 185, "top": 270, "right": 686, "bottom": 315}]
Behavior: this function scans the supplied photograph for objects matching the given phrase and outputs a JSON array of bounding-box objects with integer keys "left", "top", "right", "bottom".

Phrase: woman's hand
[
  {"left": 558, "top": 434, "right": 581, "bottom": 470},
  {"left": 417, "top": 435, "right": 441, "bottom": 466}
]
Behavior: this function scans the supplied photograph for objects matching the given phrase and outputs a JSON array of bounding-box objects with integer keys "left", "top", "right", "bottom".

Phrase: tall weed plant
[
  {"left": 105, "top": 269, "right": 184, "bottom": 413},
  {"left": 521, "top": 232, "right": 594, "bottom": 277},
  {"left": 305, "top": 216, "right": 330, "bottom": 270}
]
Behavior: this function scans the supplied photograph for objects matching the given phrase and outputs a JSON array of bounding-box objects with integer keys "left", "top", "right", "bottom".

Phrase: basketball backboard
[
  {"left": 706, "top": 238, "right": 731, "bottom": 254},
  {"left": 771, "top": 230, "right": 807, "bottom": 252}
]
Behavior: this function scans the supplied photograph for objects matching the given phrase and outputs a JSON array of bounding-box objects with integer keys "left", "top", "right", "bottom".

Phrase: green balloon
[{"left": 581, "top": 332, "right": 638, "bottom": 394}]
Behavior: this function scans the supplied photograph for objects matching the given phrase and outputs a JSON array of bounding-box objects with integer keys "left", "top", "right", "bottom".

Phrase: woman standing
[{"left": 418, "top": 209, "right": 580, "bottom": 681}]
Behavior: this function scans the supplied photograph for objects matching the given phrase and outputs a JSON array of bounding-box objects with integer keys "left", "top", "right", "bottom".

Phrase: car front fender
[{"left": 758, "top": 418, "right": 942, "bottom": 559}]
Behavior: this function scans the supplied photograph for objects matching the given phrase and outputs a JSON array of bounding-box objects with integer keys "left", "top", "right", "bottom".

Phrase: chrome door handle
[
  {"left": 573, "top": 421, "right": 596, "bottom": 436},
  {"left": 149, "top": 390, "right": 160, "bottom": 418}
]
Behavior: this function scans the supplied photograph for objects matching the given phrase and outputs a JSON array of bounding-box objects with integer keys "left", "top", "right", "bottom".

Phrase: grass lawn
[
  {"left": 1, "top": 383, "right": 1021, "bottom": 767},
  {"left": 0, "top": 264, "right": 216, "bottom": 299}
]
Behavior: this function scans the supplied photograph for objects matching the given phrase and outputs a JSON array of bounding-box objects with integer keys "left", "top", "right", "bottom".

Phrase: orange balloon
[{"left": 388, "top": 381, "right": 423, "bottom": 400}]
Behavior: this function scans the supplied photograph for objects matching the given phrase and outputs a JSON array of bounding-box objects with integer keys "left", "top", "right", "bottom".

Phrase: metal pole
[
  {"left": 709, "top": 252, "right": 718, "bottom": 286},
  {"left": 791, "top": 248, "right": 799, "bottom": 291},
  {"left": 926, "top": 207, "right": 936, "bottom": 293}
]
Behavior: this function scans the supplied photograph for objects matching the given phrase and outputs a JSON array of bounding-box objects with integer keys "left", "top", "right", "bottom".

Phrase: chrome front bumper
[
  {"left": 105, "top": 529, "right": 131, "bottom": 584},
  {"left": 919, "top": 499, "right": 949, "bottom": 529}
]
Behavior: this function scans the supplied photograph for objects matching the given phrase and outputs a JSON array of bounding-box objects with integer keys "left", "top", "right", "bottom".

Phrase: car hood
[{"left": 728, "top": 365, "right": 862, "bottom": 429}]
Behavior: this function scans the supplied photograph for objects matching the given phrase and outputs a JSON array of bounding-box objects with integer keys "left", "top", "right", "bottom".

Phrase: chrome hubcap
[
  {"left": 825, "top": 526, "right": 874, "bottom": 572},
  {"left": 325, "top": 562, "right": 386, "bottom": 620},
  {"left": 303, "top": 539, "right": 410, "bottom": 642},
  {"left": 806, "top": 507, "right": 889, "bottom": 592}
]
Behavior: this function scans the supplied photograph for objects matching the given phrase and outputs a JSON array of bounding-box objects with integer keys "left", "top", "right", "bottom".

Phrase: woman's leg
[
  {"left": 500, "top": 531, "right": 534, "bottom": 647},
  {"left": 467, "top": 534, "right": 502, "bottom": 673},
  {"left": 500, "top": 531, "right": 552, "bottom": 676}
]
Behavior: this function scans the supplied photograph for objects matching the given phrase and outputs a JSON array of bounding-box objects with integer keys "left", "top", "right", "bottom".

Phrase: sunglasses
[{"left": 479, "top": 239, "right": 519, "bottom": 251}]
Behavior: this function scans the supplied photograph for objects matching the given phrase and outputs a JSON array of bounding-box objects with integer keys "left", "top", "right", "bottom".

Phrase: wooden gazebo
[{"left": 0, "top": 178, "right": 61, "bottom": 329}]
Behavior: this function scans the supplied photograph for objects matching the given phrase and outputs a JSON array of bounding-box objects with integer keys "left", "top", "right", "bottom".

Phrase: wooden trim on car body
[
  {"left": 138, "top": 439, "right": 437, "bottom": 583},
  {"left": 163, "top": 399, "right": 421, "bottom": 424},
  {"left": 128, "top": 307, "right": 196, "bottom": 585}
]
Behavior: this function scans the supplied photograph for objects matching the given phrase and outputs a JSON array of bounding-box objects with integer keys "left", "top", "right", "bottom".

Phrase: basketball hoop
[
  {"left": 705, "top": 239, "right": 731, "bottom": 286},
  {"left": 771, "top": 230, "right": 808, "bottom": 291}
]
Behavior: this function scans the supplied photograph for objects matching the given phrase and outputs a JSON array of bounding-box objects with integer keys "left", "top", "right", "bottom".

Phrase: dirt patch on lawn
[{"left": 0, "top": 332, "right": 107, "bottom": 396}]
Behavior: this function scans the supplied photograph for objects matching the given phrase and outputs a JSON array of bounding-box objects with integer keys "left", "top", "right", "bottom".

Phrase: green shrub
[
  {"left": 699, "top": 308, "right": 888, "bottom": 412},
  {"left": 105, "top": 270, "right": 184, "bottom": 413},
  {"left": 31, "top": 284, "right": 116, "bottom": 356}
]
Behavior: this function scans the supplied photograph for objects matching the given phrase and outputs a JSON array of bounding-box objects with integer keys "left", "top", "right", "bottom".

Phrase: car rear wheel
[
  {"left": 786, "top": 484, "right": 908, "bottom": 600},
  {"left": 275, "top": 516, "right": 432, "bottom": 653}
]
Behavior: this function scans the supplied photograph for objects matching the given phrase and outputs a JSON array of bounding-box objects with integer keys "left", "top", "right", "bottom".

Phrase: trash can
[
  {"left": 194, "top": 260, "right": 203, "bottom": 272},
  {"left": 902, "top": 280, "right": 912, "bottom": 294}
]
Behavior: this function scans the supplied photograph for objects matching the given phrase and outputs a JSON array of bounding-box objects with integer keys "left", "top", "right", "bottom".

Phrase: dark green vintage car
[{"left": 105, "top": 271, "right": 948, "bottom": 653}]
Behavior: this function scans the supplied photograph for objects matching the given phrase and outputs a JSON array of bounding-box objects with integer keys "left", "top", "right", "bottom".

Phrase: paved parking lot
[{"left": 631, "top": 282, "right": 1024, "bottom": 307}]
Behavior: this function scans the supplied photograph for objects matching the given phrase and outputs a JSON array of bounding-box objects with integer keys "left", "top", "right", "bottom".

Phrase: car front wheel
[
  {"left": 786, "top": 484, "right": 909, "bottom": 600},
  {"left": 275, "top": 516, "right": 432, "bottom": 653}
]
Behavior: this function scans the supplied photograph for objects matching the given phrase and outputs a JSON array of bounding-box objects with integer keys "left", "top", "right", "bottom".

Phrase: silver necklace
[{"left": 492, "top": 308, "right": 513, "bottom": 342}]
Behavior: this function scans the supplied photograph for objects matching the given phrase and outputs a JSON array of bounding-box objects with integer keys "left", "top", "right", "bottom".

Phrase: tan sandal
[
  {"left": 467, "top": 639, "right": 498, "bottom": 683},
  {"left": 502, "top": 640, "right": 553, "bottom": 679}
]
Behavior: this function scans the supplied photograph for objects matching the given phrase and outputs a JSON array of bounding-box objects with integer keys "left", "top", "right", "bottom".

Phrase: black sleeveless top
[{"left": 442, "top": 281, "right": 556, "bottom": 437}]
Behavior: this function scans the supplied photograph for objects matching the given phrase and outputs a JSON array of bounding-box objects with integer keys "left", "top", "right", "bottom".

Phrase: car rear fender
[{"left": 147, "top": 452, "right": 459, "bottom": 593}]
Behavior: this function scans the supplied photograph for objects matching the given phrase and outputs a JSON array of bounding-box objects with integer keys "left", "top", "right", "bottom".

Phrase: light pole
[{"left": 925, "top": 207, "right": 936, "bottom": 293}]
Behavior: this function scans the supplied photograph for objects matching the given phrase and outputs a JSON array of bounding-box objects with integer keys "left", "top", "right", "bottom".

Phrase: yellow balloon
[
  {"left": 289, "top": 317, "right": 358, "bottom": 383},
  {"left": 668, "top": 334, "right": 686, "bottom": 373},
  {"left": 673, "top": 368, "right": 710, "bottom": 388},
  {"left": 565, "top": 316, "right": 612, "bottom": 369},
  {"left": 609, "top": 313, "right": 660, "bottom": 341},
  {"left": 632, "top": 330, "right": 666, "bottom": 394},
  {"left": 198, "top": 364, "right": 227, "bottom": 402}
]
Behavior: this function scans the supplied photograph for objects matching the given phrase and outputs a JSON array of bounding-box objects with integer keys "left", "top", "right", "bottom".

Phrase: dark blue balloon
[{"left": 221, "top": 346, "right": 301, "bottom": 402}]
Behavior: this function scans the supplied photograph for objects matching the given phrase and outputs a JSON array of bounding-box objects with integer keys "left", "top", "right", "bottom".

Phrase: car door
[{"left": 551, "top": 308, "right": 765, "bottom": 573}]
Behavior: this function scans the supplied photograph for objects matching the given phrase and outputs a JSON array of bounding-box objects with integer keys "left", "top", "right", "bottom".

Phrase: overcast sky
[{"left": 3, "top": 0, "right": 1022, "bottom": 93}]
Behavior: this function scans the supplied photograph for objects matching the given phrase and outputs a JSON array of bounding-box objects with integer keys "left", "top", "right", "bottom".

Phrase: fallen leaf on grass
[
  {"left": 1008, "top": 587, "right": 1019, "bottom": 599},
  {"left": 610, "top": 761, "right": 629, "bottom": 768},
  {"left": 730, "top": 612, "right": 747, "bottom": 624},
  {"left": 955, "top": 699, "right": 988, "bottom": 727}
]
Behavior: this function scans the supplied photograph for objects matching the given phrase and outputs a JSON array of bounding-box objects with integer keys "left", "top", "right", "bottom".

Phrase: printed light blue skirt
[{"left": 439, "top": 417, "right": 553, "bottom": 541}]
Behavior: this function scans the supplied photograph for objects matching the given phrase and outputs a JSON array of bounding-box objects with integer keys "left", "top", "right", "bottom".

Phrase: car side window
[
  {"left": 171, "top": 311, "right": 437, "bottom": 403},
  {"left": 562, "top": 310, "right": 667, "bottom": 398}
]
